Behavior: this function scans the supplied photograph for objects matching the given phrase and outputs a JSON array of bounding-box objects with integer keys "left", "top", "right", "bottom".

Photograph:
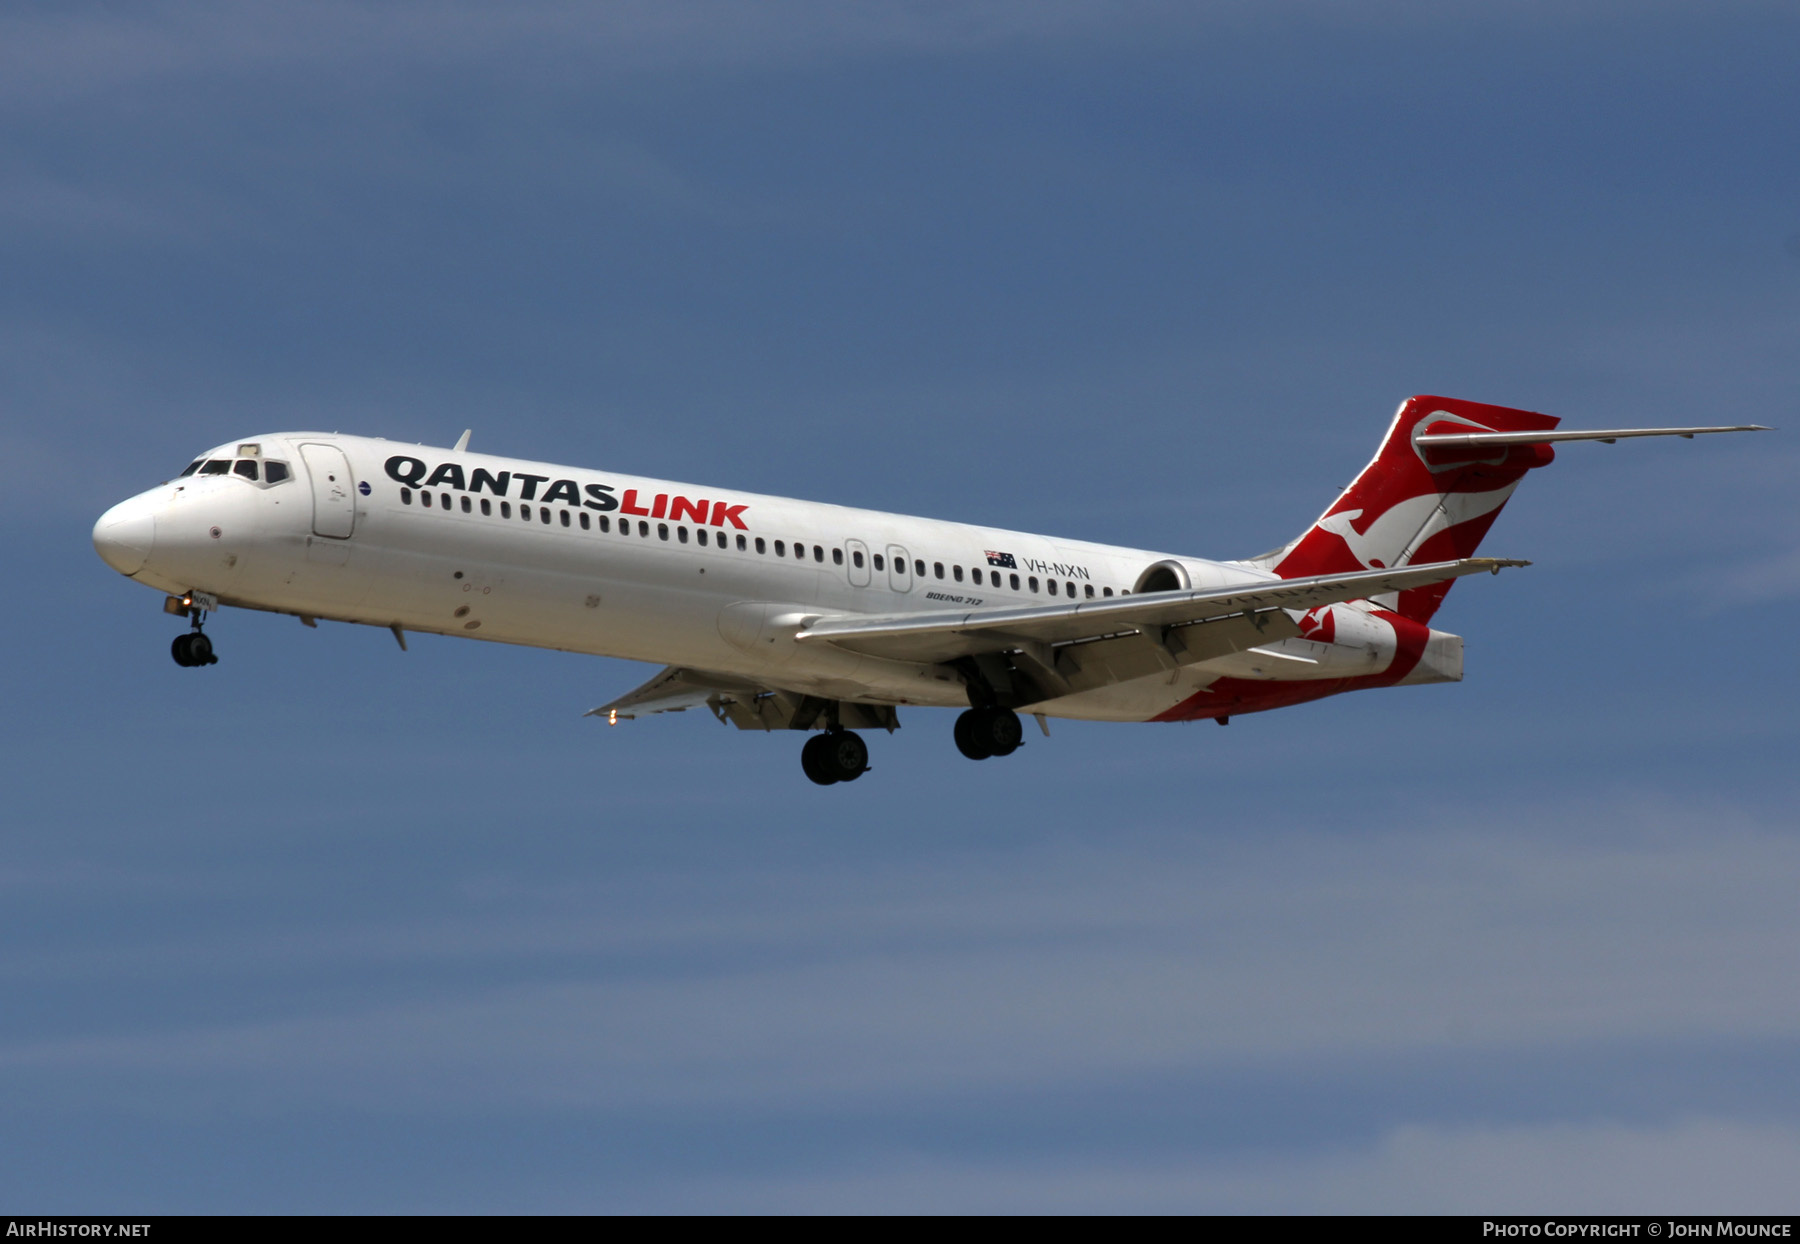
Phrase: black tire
[
  {"left": 984, "top": 708, "right": 1023, "bottom": 757},
  {"left": 954, "top": 709, "right": 993, "bottom": 760},
  {"left": 801, "top": 733, "right": 839, "bottom": 785},
  {"left": 188, "top": 632, "right": 216, "bottom": 666},
  {"left": 170, "top": 634, "right": 194, "bottom": 667},
  {"left": 823, "top": 730, "right": 868, "bottom": 781}
]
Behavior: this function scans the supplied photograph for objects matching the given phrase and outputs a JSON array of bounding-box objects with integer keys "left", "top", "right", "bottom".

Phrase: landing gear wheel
[
  {"left": 801, "top": 733, "right": 839, "bottom": 786},
  {"left": 954, "top": 709, "right": 993, "bottom": 760},
  {"left": 802, "top": 730, "right": 869, "bottom": 785},
  {"left": 822, "top": 730, "right": 868, "bottom": 782},
  {"left": 955, "top": 708, "right": 1022, "bottom": 760},
  {"left": 984, "top": 708, "right": 1023, "bottom": 757},
  {"left": 170, "top": 630, "right": 217, "bottom": 668}
]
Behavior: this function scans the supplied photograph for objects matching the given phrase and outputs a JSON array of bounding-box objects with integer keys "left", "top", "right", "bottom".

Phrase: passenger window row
[
  {"left": 393, "top": 486, "right": 1122, "bottom": 598},
  {"left": 845, "top": 549, "right": 1113, "bottom": 597}
]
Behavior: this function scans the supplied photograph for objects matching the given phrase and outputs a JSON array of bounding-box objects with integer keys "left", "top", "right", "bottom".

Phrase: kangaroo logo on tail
[{"left": 1272, "top": 396, "right": 1561, "bottom": 622}]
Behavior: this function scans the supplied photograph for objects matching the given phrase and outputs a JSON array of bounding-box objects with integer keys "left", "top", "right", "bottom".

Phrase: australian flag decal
[{"left": 984, "top": 550, "right": 1017, "bottom": 568}]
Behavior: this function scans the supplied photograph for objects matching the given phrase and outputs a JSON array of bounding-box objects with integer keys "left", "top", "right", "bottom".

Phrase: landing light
[
  {"left": 164, "top": 594, "right": 192, "bottom": 617},
  {"left": 608, "top": 709, "right": 618, "bottom": 726}
]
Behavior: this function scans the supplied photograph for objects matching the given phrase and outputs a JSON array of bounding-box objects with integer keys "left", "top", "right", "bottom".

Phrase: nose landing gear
[
  {"left": 801, "top": 730, "right": 869, "bottom": 785},
  {"left": 954, "top": 708, "right": 1023, "bottom": 760},
  {"left": 168, "top": 595, "right": 219, "bottom": 667},
  {"left": 171, "top": 631, "right": 216, "bottom": 667}
]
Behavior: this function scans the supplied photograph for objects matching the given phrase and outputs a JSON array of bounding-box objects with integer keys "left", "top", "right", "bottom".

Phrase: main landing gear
[
  {"left": 954, "top": 707, "right": 1023, "bottom": 761},
  {"left": 801, "top": 730, "right": 869, "bottom": 786}
]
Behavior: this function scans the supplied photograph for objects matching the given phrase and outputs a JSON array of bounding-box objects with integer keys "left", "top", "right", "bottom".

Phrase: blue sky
[{"left": 3, "top": 0, "right": 1797, "bottom": 1212}]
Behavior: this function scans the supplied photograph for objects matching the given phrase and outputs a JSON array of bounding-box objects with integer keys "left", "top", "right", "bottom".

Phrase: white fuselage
[{"left": 93, "top": 433, "right": 1436, "bottom": 722}]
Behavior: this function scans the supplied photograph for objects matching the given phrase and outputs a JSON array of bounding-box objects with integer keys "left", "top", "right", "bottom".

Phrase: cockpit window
[{"left": 182, "top": 456, "right": 291, "bottom": 485}]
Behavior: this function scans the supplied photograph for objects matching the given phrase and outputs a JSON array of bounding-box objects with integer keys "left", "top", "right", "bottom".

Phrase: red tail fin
[{"left": 1272, "top": 396, "right": 1559, "bottom": 622}]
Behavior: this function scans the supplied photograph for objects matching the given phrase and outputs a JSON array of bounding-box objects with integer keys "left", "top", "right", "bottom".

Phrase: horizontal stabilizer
[{"left": 1417, "top": 425, "right": 1769, "bottom": 447}]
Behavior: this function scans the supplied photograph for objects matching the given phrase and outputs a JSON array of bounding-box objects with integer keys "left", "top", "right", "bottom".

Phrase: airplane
[{"left": 92, "top": 395, "right": 1766, "bottom": 784}]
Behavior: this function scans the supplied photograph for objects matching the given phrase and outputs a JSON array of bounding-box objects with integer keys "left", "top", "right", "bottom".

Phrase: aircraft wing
[
  {"left": 587, "top": 665, "right": 900, "bottom": 733},
  {"left": 586, "top": 666, "right": 764, "bottom": 721},
  {"left": 794, "top": 557, "right": 1525, "bottom": 664}
]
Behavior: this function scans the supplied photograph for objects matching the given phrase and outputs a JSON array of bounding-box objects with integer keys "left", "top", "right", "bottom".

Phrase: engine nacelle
[{"left": 1131, "top": 559, "right": 1191, "bottom": 594}]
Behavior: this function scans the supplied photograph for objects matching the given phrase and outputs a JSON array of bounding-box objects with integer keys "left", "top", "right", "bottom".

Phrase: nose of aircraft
[{"left": 93, "top": 494, "right": 158, "bottom": 576}]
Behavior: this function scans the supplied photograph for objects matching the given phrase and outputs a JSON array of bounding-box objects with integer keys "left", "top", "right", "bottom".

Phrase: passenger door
[{"left": 300, "top": 443, "right": 356, "bottom": 539}]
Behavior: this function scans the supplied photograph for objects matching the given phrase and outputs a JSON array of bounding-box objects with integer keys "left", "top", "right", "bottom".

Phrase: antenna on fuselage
[{"left": 453, "top": 429, "right": 472, "bottom": 452}]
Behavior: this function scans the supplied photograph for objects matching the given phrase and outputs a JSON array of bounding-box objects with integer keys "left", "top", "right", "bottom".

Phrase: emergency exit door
[{"left": 887, "top": 545, "right": 912, "bottom": 593}]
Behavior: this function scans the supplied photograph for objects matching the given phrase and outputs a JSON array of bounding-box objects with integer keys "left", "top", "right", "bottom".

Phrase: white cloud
[
  {"left": 1710, "top": 544, "right": 1800, "bottom": 606},
  {"left": 9, "top": 1, "right": 1726, "bottom": 109},
  {"left": 0, "top": 1, "right": 1193, "bottom": 106},
  {"left": 6, "top": 799, "right": 1800, "bottom": 1113},
  {"left": 635, "top": 1119, "right": 1800, "bottom": 1212}
]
